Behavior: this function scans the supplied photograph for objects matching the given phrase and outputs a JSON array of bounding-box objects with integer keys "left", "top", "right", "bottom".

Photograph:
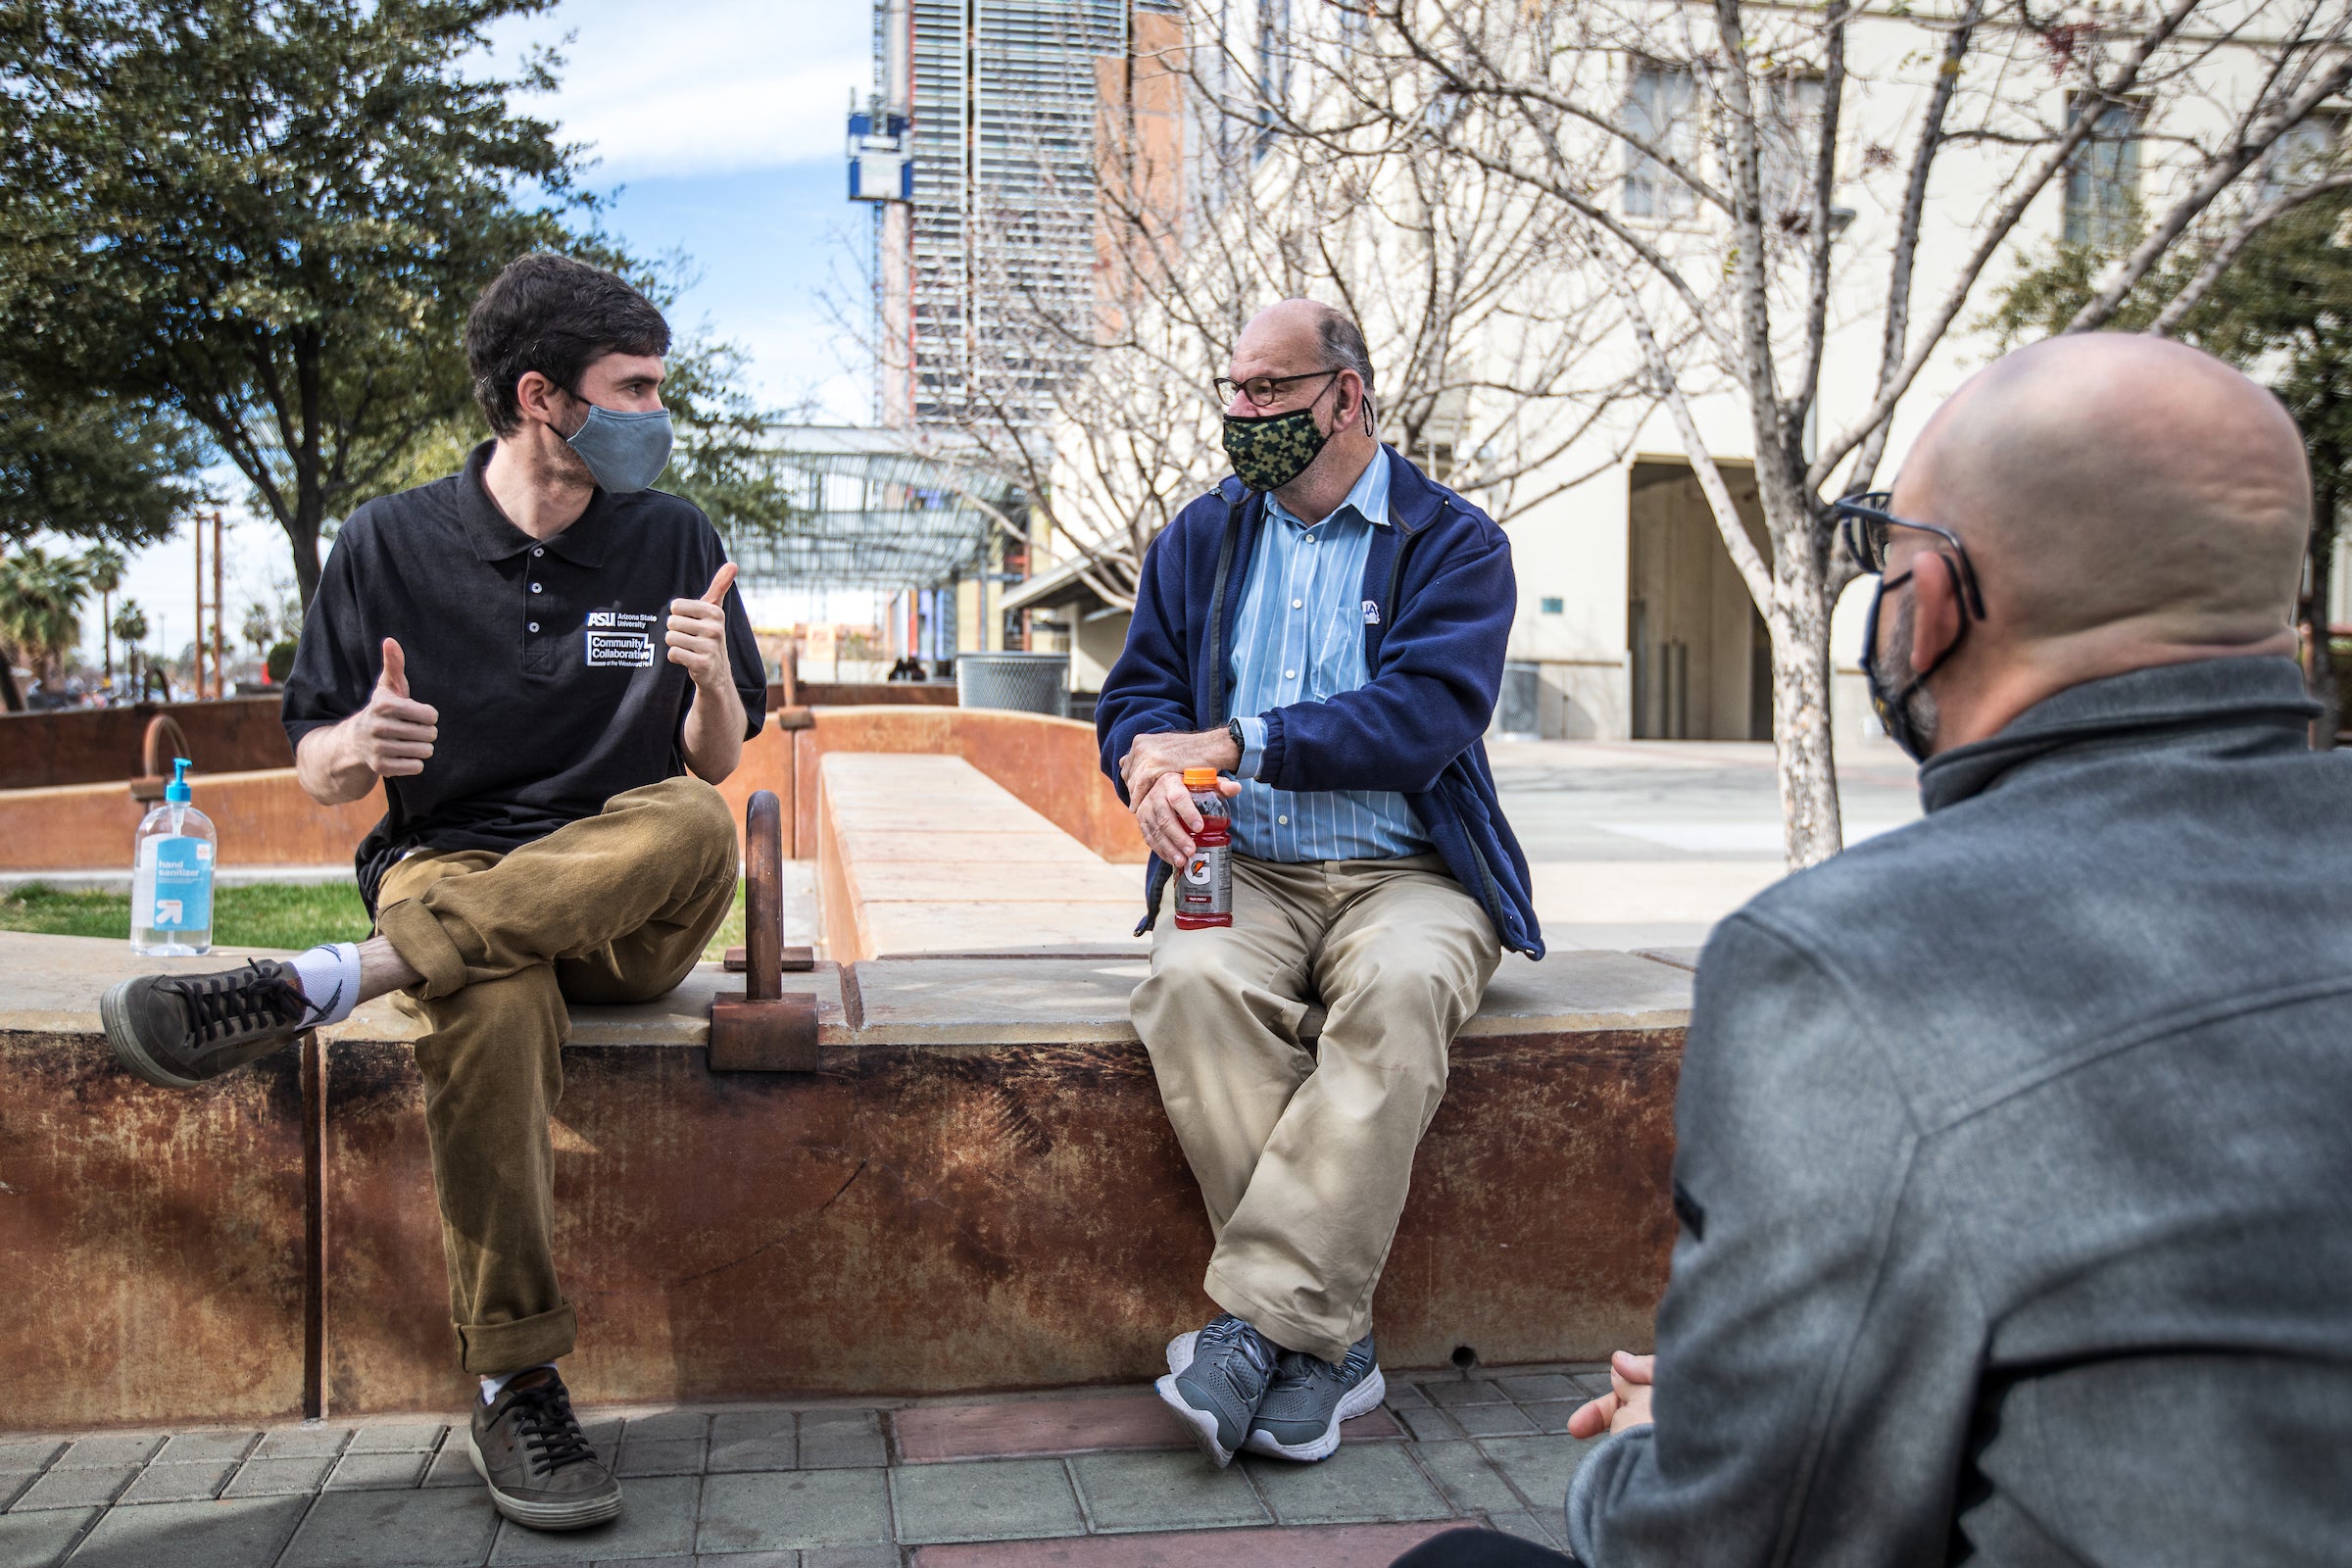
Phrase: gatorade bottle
[
  {"left": 130, "top": 759, "right": 217, "bottom": 956},
  {"left": 1173, "top": 765, "right": 1232, "bottom": 929}
]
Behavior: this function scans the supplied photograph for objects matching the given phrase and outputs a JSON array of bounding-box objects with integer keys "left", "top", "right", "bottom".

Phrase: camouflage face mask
[{"left": 1222, "top": 404, "right": 1330, "bottom": 493}]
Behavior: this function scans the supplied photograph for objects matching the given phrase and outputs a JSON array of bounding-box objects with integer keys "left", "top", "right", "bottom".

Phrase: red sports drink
[{"left": 1173, "top": 765, "right": 1232, "bottom": 928}]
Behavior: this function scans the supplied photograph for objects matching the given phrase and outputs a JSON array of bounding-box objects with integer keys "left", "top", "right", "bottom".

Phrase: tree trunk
[
  {"left": 286, "top": 510, "right": 324, "bottom": 612},
  {"left": 1768, "top": 564, "right": 1843, "bottom": 867},
  {"left": 0, "top": 655, "right": 20, "bottom": 712}
]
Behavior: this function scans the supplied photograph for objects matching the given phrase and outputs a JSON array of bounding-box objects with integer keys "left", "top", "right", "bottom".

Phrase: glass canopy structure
[{"left": 711, "top": 425, "right": 1023, "bottom": 590}]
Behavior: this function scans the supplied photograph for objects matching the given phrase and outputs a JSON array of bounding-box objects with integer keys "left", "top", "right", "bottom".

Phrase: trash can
[
  {"left": 1498, "top": 661, "right": 1542, "bottom": 740},
  {"left": 955, "top": 652, "right": 1070, "bottom": 717}
]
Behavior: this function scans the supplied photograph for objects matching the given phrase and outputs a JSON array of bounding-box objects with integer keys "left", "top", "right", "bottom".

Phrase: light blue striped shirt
[{"left": 1226, "top": 456, "right": 1429, "bottom": 862}]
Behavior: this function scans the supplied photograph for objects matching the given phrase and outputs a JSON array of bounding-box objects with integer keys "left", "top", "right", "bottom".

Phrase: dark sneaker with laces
[
  {"left": 1243, "top": 1333, "right": 1384, "bottom": 1462},
  {"left": 467, "top": 1367, "right": 621, "bottom": 1531},
  {"left": 1156, "top": 1312, "right": 1279, "bottom": 1468},
  {"left": 101, "top": 959, "right": 318, "bottom": 1089}
]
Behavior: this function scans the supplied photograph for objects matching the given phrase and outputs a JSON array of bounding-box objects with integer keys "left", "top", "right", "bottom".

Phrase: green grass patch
[
  {"left": 0, "top": 880, "right": 372, "bottom": 951},
  {"left": 0, "top": 877, "right": 749, "bottom": 960}
]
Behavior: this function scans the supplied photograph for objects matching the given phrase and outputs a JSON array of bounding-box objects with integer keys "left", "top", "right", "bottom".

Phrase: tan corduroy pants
[
  {"left": 373, "top": 776, "right": 739, "bottom": 1375},
  {"left": 1131, "top": 851, "right": 1500, "bottom": 1364}
]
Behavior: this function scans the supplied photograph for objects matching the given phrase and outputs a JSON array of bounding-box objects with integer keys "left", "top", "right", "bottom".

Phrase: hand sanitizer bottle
[{"left": 131, "top": 758, "right": 217, "bottom": 956}]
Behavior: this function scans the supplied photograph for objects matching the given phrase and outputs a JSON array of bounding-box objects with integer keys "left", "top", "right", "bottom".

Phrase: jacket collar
[
  {"left": 1218, "top": 446, "right": 1446, "bottom": 533},
  {"left": 1383, "top": 445, "right": 1446, "bottom": 534},
  {"left": 1917, "top": 656, "right": 2320, "bottom": 813}
]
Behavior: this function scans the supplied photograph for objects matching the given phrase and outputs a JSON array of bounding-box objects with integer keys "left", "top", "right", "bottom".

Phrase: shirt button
[
  {"left": 527, "top": 621, "right": 539, "bottom": 632},
  {"left": 530, "top": 582, "right": 543, "bottom": 593},
  {"left": 532, "top": 547, "right": 544, "bottom": 557},
  {"left": 1305, "top": 535, "right": 1317, "bottom": 544},
  {"left": 1284, "top": 669, "right": 1296, "bottom": 680},
  {"left": 1278, "top": 814, "right": 1290, "bottom": 825},
  {"left": 1292, "top": 599, "right": 1303, "bottom": 609}
]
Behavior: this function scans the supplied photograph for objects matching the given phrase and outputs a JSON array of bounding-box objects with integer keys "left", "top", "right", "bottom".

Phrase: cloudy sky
[{"left": 101, "top": 0, "right": 871, "bottom": 664}]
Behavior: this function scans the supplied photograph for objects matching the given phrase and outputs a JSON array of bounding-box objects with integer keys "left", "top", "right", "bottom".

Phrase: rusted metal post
[
  {"left": 212, "top": 512, "right": 224, "bottom": 699},
  {"left": 192, "top": 518, "right": 205, "bottom": 701},
  {"left": 710, "top": 789, "right": 819, "bottom": 1071},
  {"left": 745, "top": 790, "right": 781, "bottom": 1003}
]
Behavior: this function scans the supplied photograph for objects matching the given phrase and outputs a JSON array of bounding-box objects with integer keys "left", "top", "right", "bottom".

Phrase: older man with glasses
[
  {"left": 1395, "top": 332, "right": 2352, "bottom": 1567},
  {"left": 1097, "top": 299, "right": 1542, "bottom": 1469}
]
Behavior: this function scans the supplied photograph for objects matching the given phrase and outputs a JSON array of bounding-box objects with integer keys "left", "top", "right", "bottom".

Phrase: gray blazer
[{"left": 1566, "top": 657, "right": 2352, "bottom": 1566}]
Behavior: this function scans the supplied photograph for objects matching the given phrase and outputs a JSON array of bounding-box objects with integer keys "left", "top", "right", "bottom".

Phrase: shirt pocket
[{"left": 1309, "top": 600, "right": 1361, "bottom": 700}]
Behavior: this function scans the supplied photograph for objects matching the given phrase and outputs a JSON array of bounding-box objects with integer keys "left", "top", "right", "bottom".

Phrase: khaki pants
[
  {"left": 1131, "top": 852, "right": 1500, "bottom": 1364},
  {"left": 374, "top": 776, "right": 739, "bottom": 1375}
]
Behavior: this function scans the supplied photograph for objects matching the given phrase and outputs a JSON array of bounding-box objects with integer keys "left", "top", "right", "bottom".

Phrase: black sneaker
[
  {"left": 100, "top": 959, "right": 317, "bottom": 1089},
  {"left": 1244, "top": 1333, "right": 1384, "bottom": 1461},
  {"left": 1155, "top": 1312, "right": 1279, "bottom": 1468},
  {"left": 466, "top": 1367, "right": 621, "bottom": 1531}
]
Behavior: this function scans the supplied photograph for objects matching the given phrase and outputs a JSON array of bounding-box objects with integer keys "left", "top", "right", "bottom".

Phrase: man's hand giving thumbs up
[
  {"left": 672, "top": 561, "right": 750, "bottom": 787},
  {"left": 293, "top": 636, "right": 440, "bottom": 805},
  {"left": 665, "top": 563, "right": 736, "bottom": 691}
]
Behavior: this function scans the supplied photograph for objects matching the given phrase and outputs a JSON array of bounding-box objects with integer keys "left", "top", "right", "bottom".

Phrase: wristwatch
[{"left": 1226, "top": 717, "right": 1247, "bottom": 759}]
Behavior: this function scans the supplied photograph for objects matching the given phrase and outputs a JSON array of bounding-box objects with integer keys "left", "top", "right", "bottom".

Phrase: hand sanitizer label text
[{"left": 145, "top": 836, "right": 214, "bottom": 931}]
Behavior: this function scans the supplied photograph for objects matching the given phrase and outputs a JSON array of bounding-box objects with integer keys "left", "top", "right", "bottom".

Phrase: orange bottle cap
[{"left": 1182, "top": 766, "right": 1219, "bottom": 788}]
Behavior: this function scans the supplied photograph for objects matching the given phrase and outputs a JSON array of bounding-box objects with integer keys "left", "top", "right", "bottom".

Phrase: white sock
[
  {"left": 287, "top": 942, "right": 364, "bottom": 1027},
  {"left": 480, "top": 1364, "right": 557, "bottom": 1404}
]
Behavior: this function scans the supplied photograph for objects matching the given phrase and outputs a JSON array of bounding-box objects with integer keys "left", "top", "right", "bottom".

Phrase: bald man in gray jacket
[{"left": 1401, "top": 334, "right": 2352, "bottom": 1567}]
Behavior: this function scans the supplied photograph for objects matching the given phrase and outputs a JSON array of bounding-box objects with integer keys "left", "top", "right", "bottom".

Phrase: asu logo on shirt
[{"left": 584, "top": 610, "right": 660, "bottom": 667}]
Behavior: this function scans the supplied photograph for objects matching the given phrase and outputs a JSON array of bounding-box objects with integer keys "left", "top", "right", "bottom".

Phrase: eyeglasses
[
  {"left": 1831, "top": 491, "right": 1986, "bottom": 618},
  {"left": 1214, "top": 368, "right": 1343, "bottom": 408}
]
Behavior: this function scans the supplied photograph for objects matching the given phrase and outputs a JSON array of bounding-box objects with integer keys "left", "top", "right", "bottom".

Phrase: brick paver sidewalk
[{"left": 0, "top": 1364, "right": 1605, "bottom": 1567}]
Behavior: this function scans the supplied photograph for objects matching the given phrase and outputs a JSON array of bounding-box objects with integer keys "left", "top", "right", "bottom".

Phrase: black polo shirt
[{"left": 283, "top": 442, "right": 765, "bottom": 908}]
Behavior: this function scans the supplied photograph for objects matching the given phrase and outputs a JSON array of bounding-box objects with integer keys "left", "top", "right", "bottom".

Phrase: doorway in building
[{"left": 1627, "top": 459, "right": 1774, "bottom": 741}]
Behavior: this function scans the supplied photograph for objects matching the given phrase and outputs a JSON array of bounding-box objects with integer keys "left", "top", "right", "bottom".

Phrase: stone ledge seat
[{"left": 0, "top": 930, "right": 1694, "bottom": 1435}]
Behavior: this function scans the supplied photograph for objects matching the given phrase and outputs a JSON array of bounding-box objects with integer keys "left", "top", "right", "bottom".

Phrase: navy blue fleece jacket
[{"left": 1095, "top": 446, "right": 1543, "bottom": 957}]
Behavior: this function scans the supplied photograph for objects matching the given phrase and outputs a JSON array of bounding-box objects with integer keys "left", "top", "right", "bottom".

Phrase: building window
[
  {"left": 1624, "top": 61, "right": 1698, "bottom": 220},
  {"left": 1759, "top": 74, "right": 1824, "bottom": 231},
  {"left": 1541, "top": 597, "right": 1565, "bottom": 614},
  {"left": 2063, "top": 97, "right": 2144, "bottom": 249},
  {"left": 2261, "top": 111, "right": 2343, "bottom": 203}
]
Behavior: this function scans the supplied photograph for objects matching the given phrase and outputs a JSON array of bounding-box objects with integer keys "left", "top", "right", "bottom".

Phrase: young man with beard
[{"left": 100, "top": 253, "right": 764, "bottom": 1532}]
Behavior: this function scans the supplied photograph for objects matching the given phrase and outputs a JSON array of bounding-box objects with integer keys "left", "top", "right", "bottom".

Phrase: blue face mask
[{"left": 565, "top": 401, "right": 673, "bottom": 494}]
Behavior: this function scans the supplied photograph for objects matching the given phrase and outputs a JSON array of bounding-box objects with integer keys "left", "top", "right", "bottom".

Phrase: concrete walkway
[
  {"left": 0, "top": 1366, "right": 1600, "bottom": 1567},
  {"left": 1493, "top": 738, "right": 1922, "bottom": 952}
]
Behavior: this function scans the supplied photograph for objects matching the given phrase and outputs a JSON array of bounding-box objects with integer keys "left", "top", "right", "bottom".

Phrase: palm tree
[
  {"left": 0, "top": 545, "right": 92, "bottom": 694},
  {"left": 83, "top": 543, "right": 125, "bottom": 685},
  {"left": 112, "top": 598, "right": 150, "bottom": 701}
]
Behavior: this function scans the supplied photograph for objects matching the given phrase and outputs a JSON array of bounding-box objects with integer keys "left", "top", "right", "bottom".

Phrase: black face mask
[{"left": 1861, "top": 564, "right": 1965, "bottom": 761}]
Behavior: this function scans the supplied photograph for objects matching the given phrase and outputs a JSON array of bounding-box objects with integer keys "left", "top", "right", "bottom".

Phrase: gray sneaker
[
  {"left": 466, "top": 1367, "right": 621, "bottom": 1531},
  {"left": 101, "top": 960, "right": 317, "bottom": 1089},
  {"left": 1155, "top": 1313, "right": 1278, "bottom": 1468},
  {"left": 1243, "top": 1333, "right": 1384, "bottom": 1462}
]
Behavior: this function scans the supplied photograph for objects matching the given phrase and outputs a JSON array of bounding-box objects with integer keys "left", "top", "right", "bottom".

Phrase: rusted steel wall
[
  {"left": 766, "top": 681, "right": 958, "bottom": 710},
  {"left": 0, "top": 1016, "right": 1679, "bottom": 1427},
  {"left": 0, "top": 1030, "right": 310, "bottom": 1431},
  {"left": 0, "top": 771, "right": 386, "bottom": 874},
  {"left": 0, "top": 698, "right": 295, "bottom": 791},
  {"left": 18, "top": 1024, "right": 1674, "bottom": 1429},
  {"left": 1, "top": 923, "right": 1689, "bottom": 1430},
  {"left": 0, "top": 707, "right": 1136, "bottom": 871},
  {"left": 711, "top": 715, "right": 798, "bottom": 863}
]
